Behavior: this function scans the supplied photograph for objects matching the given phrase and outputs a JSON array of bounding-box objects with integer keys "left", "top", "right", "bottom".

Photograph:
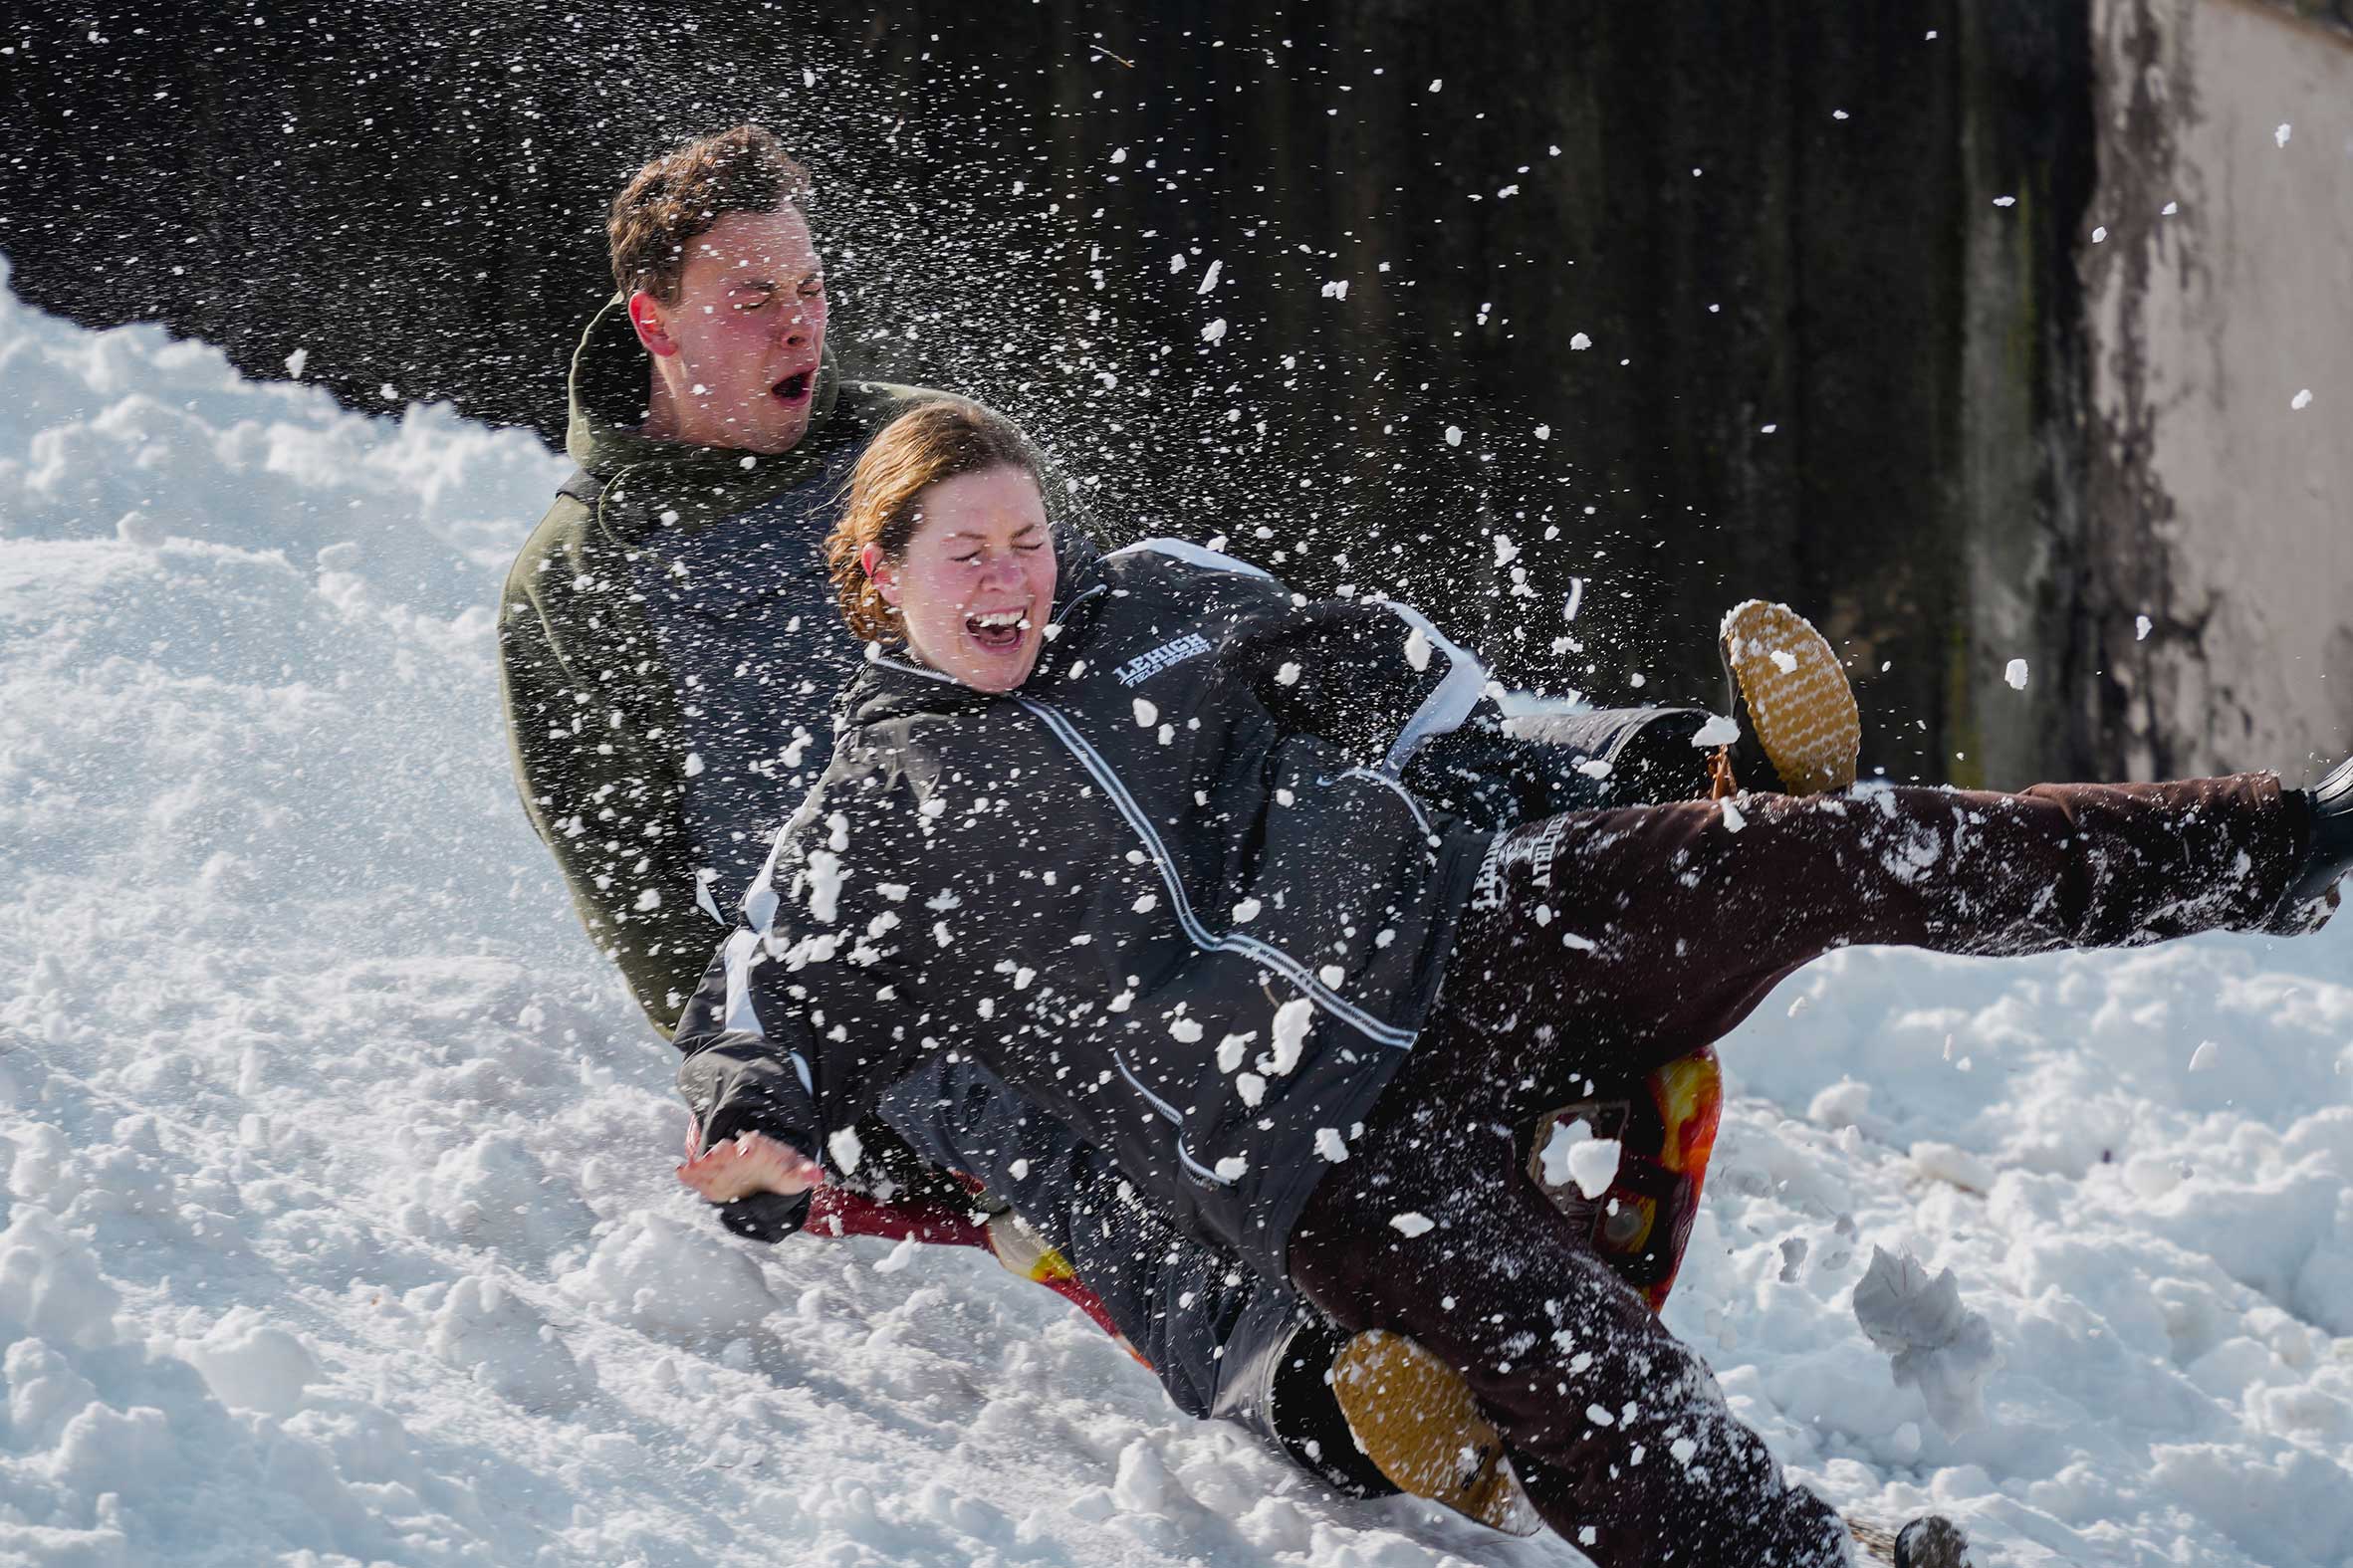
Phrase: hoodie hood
[{"left": 562, "top": 293, "right": 844, "bottom": 486}]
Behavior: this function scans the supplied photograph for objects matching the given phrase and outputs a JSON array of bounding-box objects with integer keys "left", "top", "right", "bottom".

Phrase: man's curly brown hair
[{"left": 607, "top": 124, "right": 814, "bottom": 303}]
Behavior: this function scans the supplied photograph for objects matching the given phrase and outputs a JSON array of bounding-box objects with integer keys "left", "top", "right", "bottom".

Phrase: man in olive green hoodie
[{"left": 500, "top": 126, "right": 961, "bottom": 1039}]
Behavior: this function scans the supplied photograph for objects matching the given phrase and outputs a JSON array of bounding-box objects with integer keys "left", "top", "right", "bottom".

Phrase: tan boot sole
[
  {"left": 1330, "top": 1330, "right": 1540, "bottom": 1536},
  {"left": 1719, "top": 599, "right": 1861, "bottom": 793}
]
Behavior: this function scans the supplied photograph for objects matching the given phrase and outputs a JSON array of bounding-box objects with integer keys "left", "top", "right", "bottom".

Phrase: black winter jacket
[{"left": 675, "top": 533, "right": 1498, "bottom": 1282}]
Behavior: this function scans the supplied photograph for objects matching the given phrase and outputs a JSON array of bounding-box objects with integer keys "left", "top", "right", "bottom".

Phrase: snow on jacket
[{"left": 674, "top": 530, "right": 1498, "bottom": 1282}]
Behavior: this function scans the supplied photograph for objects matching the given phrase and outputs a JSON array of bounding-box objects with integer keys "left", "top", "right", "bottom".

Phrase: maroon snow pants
[{"left": 1289, "top": 776, "right": 2314, "bottom": 1568}]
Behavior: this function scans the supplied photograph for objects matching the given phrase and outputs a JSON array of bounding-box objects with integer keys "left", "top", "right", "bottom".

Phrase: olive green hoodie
[{"left": 497, "top": 296, "right": 949, "bottom": 1035}]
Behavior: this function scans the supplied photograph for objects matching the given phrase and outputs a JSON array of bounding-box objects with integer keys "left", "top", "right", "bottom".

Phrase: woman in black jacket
[{"left": 674, "top": 401, "right": 2350, "bottom": 1568}]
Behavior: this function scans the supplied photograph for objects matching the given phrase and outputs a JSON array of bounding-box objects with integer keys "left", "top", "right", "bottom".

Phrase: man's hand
[{"left": 677, "top": 1121, "right": 824, "bottom": 1204}]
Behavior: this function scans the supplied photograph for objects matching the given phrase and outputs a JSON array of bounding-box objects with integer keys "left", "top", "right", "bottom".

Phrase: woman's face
[{"left": 865, "top": 465, "right": 1058, "bottom": 693}]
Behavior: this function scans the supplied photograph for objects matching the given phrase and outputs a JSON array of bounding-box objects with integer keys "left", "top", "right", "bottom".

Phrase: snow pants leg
[{"left": 1289, "top": 774, "right": 2313, "bottom": 1565}]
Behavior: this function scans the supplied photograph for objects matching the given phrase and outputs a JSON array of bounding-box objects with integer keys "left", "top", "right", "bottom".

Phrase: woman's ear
[
  {"left": 859, "top": 543, "right": 900, "bottom": 607},
  {"left": 625, "top": 290, "right": 677, "bottom": 357}
]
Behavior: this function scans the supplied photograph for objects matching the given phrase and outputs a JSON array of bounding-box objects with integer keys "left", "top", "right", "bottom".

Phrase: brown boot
[
  {"left": 1719, "top": 599, "right": 1862, "bottom": 794},
  {"left": 1329, "top": 1330, "right": 1539, "bottom": 1535}
]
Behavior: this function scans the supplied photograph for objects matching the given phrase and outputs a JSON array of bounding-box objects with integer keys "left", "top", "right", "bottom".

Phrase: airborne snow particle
[
  {"left": 1444, "top": 425, "right": 1464, "bottom": 447},
  {"left": 1534, "top": 423, "right": 1550, "bottom": 441},
  {"left": 1232, "top": 897, "right": 1263, "bottom": 923},
  {"left": 1690, "top": 713, "right": 1741, "bottom": 749},
  {"left": 1319, "top": 280, "right": 1348, "bottom": 300},
  {"left": 2275, "top": 122, "right": 2291, "bottom": 148},
  {"left": 2189, "top": 1038, "right": 2219, "bottom": 1071},
  {"left": 2136, "top": 614, "right": 2153, "bottom": 641},
  {"left": 2291, "top": 388, "right": 2313, "bottom": 411},
  {"left": 1197, "top": 259, "right": 1222, "bottom": 295},
  {"left": 2161, "top": 201, "right": 2179, "bottom": 215},
  {"left": 1720, "top": 800, "right": 1747, "bottom": 833},
  {"left": 1314, "top": 1127, "right": 1350, "bottom": 1162},
  {"left": 1169, "top": 1015, "right": 1203, "bottom": 1043},
  {"left": 2092, "top": 225, "right": 2108, "bottom": 243},
  {"left": 1132, "top": 698, "right": 1158, "bottom": 727},
  {"left": 1169, "top": 252, "right": 1188, "bottom": 273},
  {"left": 1236, "top": 1072, "right": 1267, "bottom": 1107},
  {"left": 1569, "top": 332, "right": 1592, "bottom": 350},
  {"left": 284, "top": 346, "right": 309, "bottom": 379},
  {"left": 1201, "top": 319, "right": 1228, "bottom": 344},
  {"left": 1761, "top": 423, "right": 1778, "bottom": 434},
  {"left": 1109, "top": 146, "right": 1128, "bottom": 164},
  {"left": 1275, "top": 661, "right": 1301, "bottom": 686},
  {"left": 1390, "top": 1212, "right": 1436, "bottom": 1237},
  {"left": 682, "top": 752, "right": 705, "bottom": 778},
  {"left": 1427, "top": 78, "right": 1443, "bottom": 93},
  {"left": 828, "top": 1126, "right": 864, "bottom": 1175},
  {"left": 1993, "top": 196, "right": 2016, "bottom": 208},
  {"left": 1493, "top": 535, "right": 1520, "bottom": 566},
  {"left": 1214, "top": 1155, "right": 1249, "bottom": 1181},
  {"left": 2004, "top": 658, "right": 2030, "bottom": 691},
  {"left": 1404, "top": 627, "right": 1433, "bottom": 671},
  {"left": 1269, "top": 998, "right": 1312, "bottom": 1075}
]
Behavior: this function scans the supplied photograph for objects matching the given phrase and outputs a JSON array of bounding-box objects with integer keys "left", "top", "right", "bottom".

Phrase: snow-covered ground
[{"left": 2, "top": 261, "right": 2349, "bottom": 1568}]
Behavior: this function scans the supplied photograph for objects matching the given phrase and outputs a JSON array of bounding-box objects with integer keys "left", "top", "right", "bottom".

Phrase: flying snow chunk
[
  {"left": 1993, "top": 195, "right": 2015, "bottom": 207},
  {"left": 1269, "top": 998, "right": 1313, "bottom": 1075},
  {"left": 1169, "top": 1015, "right": 1204, "bottom": 1043},
  {"left": 1201, "top": 319, "right": 1228, "bottom": 344},
  {"left": 2003, "top": 658, "right": 2030, "bottom": 691},
  {"left": 1851, "top": 1246, "right": 1996, "bottom": 1436},
  {"left": 2275, "top": 122, "right": 2292, "bottom": 148},
  {"left": 1569, "top": 332, "right": 1593, "bottom": 350},
  {"left": 1236, "top": 1072, "right": 1266, "bottom": 1107},
  {"left": 1445, "top": 425, "right": 1464, "bottom": 447},
  {"left": 2291, "top": 388, "right": 2313, "bottom": 411},
  {"left": 1539, "top": 1117, "right": 1622, "bottom": 1198},
  {"left": 827, "top": 1126, "right": 864, "bottom": 1175},
  {"left": 1690, "top": 713, "right": 1741, "bottom": 749},
  {"left": 1275, "top": 661, "right": 1301, "bottom": 686},
  {"left": 1314, "top": 1127, "right": 1350, "bottom": 1163},
  {"left": 2136, "top": 614, "right": 2153, "bottom": 641},
  {"left": 1404, "top": 627, "right": 1433, "bottom": 671},
  {"left": 1494, "top": 535, "right": 1520, "bottom": 566},
  {"left": 1391, "top": 1212, "right": 1436, "bottom": 1237},
  {"left": 1320, "top": 280, "right": 1349, "bottom": 300},
  {"left": 1214, "top": 1155, "right": 1249, "bottom": 1181},
  {"left": 2162, "top": 200, "right": 2180, "bottom": 215},
  {"left": 1109, "top": 146, "right": 1128, "bottom": 164},
  {"left": 1427, "top": 78, "right": 1443, "bottom": 93},
  {"left": 1720, "top": 799, "right": 1747, "bottom": 833},
  {"left": 1534, "top": 423, "right": 1550, "bottom": 441},
  {"left": 2092, "top": 225, "right": 2108, "bottom": 244},
  {"left": 284, "top": 346, "right": 309, "bottom": 379},
  {"left": 1197, "top": 259, "right": 1222, "bottom": 294},
  {"left": 1133, "top": 697, "right": 1158, "bottom": 728},
  {"left": 1231, "top": 897, "right": 1263, "bottom": 923},
  {"left": 1169, "top": 252, "right": 1188, "bottom": 273},
  {"left": 2189, "top": 1038, "right": 2220, "bottom": 1071}
]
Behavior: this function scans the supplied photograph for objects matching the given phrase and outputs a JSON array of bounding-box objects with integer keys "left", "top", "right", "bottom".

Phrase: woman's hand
[{"left": 676, "top": 1121, "right": 825, "bottom": 1204}]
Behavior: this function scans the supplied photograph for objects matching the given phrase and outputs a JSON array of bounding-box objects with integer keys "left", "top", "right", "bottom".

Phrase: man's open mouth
[
  {"left": 966, "top": 607, "right": 1031, "bottom": 652},
  {"left": 772, "top": 370, "right": 814, "bottom": 403}
]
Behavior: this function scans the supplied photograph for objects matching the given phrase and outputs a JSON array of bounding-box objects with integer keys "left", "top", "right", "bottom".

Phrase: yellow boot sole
[
  {"left": 1329, "top": 1330, "right": 1539, "bottom": 1536},
  {"left": 1719, "top": 599, "right": 1862, "bottom": 794}
]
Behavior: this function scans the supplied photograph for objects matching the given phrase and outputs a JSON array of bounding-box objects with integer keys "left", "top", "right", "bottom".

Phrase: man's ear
[
  {"left": 625, "top": 290, "right": 678, "bottom": 356},
  {"left": 859, "top": 543, "right": 900, "bottom": 607}
]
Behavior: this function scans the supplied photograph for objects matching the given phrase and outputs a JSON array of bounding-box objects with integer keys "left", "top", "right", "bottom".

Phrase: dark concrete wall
[{"left": 0, "top": 1, "right": 2095, "bottom": 784}]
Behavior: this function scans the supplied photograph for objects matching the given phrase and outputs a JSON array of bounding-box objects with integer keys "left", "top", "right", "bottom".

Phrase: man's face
[{"left": 631, "top": 205, "right": 828, "bottom": 454}]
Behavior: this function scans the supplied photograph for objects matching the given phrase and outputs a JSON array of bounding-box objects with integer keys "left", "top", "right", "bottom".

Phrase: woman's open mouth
[
  {"left": 965, "top": 607, "right": 1031, "bottom": 653},
  {"left": 772, "top": 370, "right": 814, "bottom": 404}
]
